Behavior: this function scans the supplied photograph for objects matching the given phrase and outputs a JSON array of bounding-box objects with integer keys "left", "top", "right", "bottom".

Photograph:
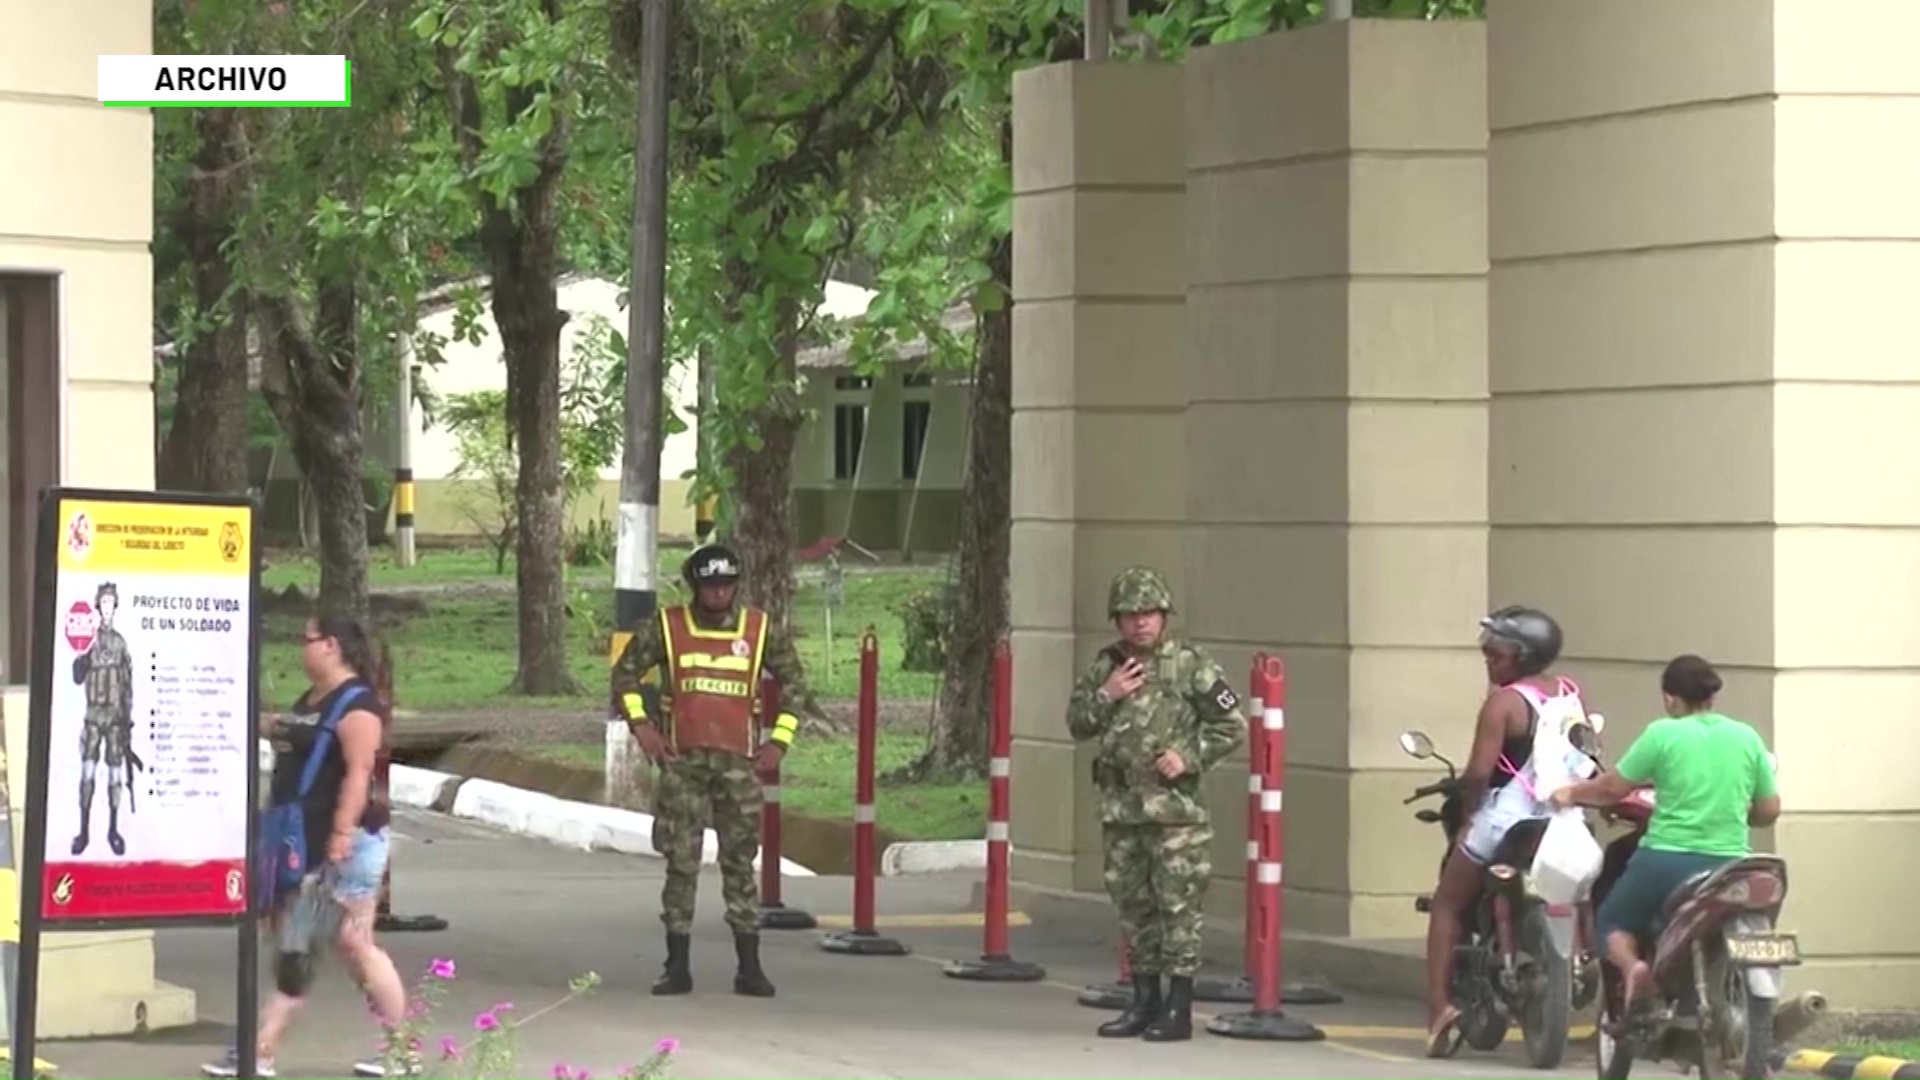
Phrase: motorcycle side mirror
[{"left": 1399, "top": 731, "right": 1435, "bottom": 760}]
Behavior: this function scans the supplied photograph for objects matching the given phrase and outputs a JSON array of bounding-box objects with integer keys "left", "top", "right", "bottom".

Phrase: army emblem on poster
[{"left": 218, "top": 520, "right": 244, "bottom": 563}]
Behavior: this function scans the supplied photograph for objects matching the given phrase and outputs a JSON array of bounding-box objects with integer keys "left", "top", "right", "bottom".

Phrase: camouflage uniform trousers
[
  {"left": 652, "top": 747, "right": 763, "bottom": 936},
  {"left": 1102, "top": 821, "right": 1214, "bottom": 977},
  {"left": 79, "top": 706, "right": 128, "bottom": 771}
]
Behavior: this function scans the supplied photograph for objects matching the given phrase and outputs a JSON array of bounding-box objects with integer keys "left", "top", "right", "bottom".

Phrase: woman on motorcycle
[
  {"left": 1551, "top": 654, "right": 1780, "bottom": 1018},
  {"left": 1425, "top": 605, "right": 1585, "bottom": 1056}
]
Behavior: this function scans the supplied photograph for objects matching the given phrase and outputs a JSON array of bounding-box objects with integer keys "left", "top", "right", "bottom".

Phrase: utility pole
[
  {"left": 607, "top": 0, "right": 673, "bottom": 804},
  {"left": 393, "top": 234, "right": 419, "bottom": 568},
  {"left": 393, "top": 351, "right": 418, "bottom": 568}
]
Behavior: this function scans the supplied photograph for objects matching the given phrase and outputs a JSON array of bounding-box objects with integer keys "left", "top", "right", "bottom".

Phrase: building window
[
  {"left": 0, "top": 276, "right": 63, "bottom": 685},
  {"left": 901, "top": 399, "right": 932, "bottom": 481},
  {"left": 833, "top": 403, "right": 865, "bottom": 481},
  {"left": 902, "top": 372, "right": 934, "bottom": 389}
]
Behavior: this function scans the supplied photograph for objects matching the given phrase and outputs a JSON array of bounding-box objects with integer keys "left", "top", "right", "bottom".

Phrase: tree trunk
[
  {"left": 496, "top": 277, "right": 576, "bottom": 695},
  {"left": 484, "top": 202, "right": 576, "bottom": 696},
  {"left": 919, "top": 121, "right": 1016, "bottom": 779},
  {"left": 159, "top": 108, "right": 251, "bottom": 495},
  {"left": 255, "top": 284, "right": 370, "bottom": 621},
  {"left": 444, "top": 32, "right": 577, "bottom": 696},
  {"left": 727, "top": 319, "right": 803, "bottom": 627}
]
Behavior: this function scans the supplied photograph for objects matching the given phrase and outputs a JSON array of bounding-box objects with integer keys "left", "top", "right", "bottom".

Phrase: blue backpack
[{"left": 254, "top": 687, "right": 369, "bottom": 912}]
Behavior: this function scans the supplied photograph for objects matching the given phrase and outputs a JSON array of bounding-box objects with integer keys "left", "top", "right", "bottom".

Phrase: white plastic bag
[{"left": 1531, "top": 808, "right": 1603, "bottom": 906}]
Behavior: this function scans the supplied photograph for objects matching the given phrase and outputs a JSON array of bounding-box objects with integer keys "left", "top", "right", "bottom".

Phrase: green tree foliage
[
  {"left": 631, "top": 0, "right": 957, "bottom": 622},
  {"left": 405, "top": 0, "right": 630, "bottom": 693}
]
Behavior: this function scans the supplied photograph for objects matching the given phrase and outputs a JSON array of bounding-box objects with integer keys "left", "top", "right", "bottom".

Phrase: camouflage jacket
[
  {"left": 610, "top": 606, "right": 819, "bottom": 734},
  {"left": 1065, "top": 635, "right": 1247, "bottom": 825}
]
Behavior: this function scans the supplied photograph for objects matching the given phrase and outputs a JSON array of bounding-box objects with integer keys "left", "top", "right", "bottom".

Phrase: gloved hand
[{"left": 633, "top": 723, "right": 674, "bottom": 762}]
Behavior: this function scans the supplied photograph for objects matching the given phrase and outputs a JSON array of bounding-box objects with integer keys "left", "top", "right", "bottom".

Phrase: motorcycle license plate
[{"left": 1725, "top": 931, "right": 1801, "bottom": 966}]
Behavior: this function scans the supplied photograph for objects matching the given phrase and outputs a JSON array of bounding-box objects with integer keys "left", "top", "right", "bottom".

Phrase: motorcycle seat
[
  {"left": 1660, "top": 871, "right": 1717, "bottom": 918},
  {"left": 1491, "top": 817, "right": 1550, "bottom": 867},
  {"left": 1659, "top": 855, "right": 1791, "bottom": 918}
]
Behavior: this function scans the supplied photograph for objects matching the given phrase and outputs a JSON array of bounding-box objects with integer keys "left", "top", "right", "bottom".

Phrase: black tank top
[
  {"left": 1487, "top": 685, "right": 1540, "bottom": 792},
  {"left": 268, "top": 679, "right": 391, "bottom": 866}
]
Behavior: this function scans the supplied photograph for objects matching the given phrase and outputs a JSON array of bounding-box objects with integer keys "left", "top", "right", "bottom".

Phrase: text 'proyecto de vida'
[
  {"left": 129, "top": 593, "right": 241, "bottom": 633},
  {"left": 97, "top": 520, "right": 209, "bottom": 554}
]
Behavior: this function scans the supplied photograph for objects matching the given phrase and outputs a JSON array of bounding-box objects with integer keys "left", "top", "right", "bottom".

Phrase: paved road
[{"left": 48, "top": 809, "right": 1676, "bottom": 1079}]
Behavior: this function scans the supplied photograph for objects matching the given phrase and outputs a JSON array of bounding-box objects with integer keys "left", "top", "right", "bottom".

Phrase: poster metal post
[{"left": 12, "top": 489, "right": 264, "bottom": 1079}]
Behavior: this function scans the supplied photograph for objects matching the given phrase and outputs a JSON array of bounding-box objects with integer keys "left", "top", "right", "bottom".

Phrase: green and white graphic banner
[{"left": 97, "top": 54, "right": 350, "bottom": 108}]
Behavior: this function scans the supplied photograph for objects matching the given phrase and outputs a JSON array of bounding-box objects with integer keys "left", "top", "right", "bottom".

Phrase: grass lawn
[
  {"left": 1836, "top": 1038, "right": 1920, "bottom": 1061},
  {"left": 536, "top": 732, "right": 985, "bottom": 842},
  {"left": 257, "top": 544, "right": 948, "bottom": 712}
]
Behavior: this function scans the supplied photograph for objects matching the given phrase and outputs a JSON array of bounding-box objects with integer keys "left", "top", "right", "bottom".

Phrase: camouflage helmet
[{"left": 1108, "top": 565, "right": 1174, "bottom": 617}]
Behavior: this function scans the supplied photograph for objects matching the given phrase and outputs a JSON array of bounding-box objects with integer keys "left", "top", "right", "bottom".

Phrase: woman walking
[{"left": 204, "top": 616, "right": 408, "bottom": 1078}]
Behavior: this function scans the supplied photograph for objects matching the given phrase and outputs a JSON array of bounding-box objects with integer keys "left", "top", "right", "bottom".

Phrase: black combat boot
[
  {"left": 1142, "top": 975, "right": 1195, "bottom": 1042},
  {"left": 651, "top": 932, "right": 693, "bottom": 996},
  {"left": 107, "top": 786, "right": 125, "bottom": 856},
  {"left": 71, "top": 780, "right": 93, "bottom": 856},
  {"left": 1096, "top": 975, "right": 1163, "bottom": 1038},
  {"left": 732, "top": 933, "right": 776, "bottom": 998}
]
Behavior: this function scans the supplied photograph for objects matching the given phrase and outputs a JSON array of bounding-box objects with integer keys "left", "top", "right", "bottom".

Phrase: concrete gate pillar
[
  {"left": 1488, "top": 0, "right": 1920, "bottom": 1008},
  {"left": 1008, "top": 61, "right": 1187, "bottom": 893},
  {"left": 1181, "top": 19, "right": 1488, "bottom": 938}
]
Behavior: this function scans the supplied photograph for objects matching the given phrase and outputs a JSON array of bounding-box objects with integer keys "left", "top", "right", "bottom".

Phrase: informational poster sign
[{"left": 33, "top": 492, "right": 257, "bottom": 924}]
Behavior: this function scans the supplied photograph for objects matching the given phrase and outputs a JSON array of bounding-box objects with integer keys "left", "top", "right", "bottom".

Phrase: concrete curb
[
  {"left": 880, "top": 839, "right": 987, "bottom": 876},
  {"left": 388, "top": 764, "right": 815, "bottom": 877},
  {"left": 1775, "top": 1049, "right": 1920, "bottom": 1080}
]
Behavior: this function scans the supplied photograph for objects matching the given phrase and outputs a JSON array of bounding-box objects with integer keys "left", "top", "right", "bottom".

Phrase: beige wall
[
  {"left": 1011, "top": 1, "right": 1920, "bottom": 1010},
  {"left": 0, "top": 0, "right": 198, "bottom": 1037},
  {"left": 1487, "top": 0, "right": 1920, "bottom": 1010},
  {"left": 1183, "top": 19, "right": 1488, "bottom": 939},
  {"left": 1009, "top": 60, "right": 1189, "bottom": 893}
]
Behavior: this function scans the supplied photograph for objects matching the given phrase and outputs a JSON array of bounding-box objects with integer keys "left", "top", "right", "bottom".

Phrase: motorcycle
[
  {"left": 1589, "top": 769, "right": 1797, "bottom": 1080},
  {"left": 1401, "top": 725, "right": 1604, "bottom": 1070}
]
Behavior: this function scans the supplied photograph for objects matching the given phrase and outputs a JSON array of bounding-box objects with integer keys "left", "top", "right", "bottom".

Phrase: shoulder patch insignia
[{"left": 1206, "top": 678, "right": 1240, "bottom": 714}]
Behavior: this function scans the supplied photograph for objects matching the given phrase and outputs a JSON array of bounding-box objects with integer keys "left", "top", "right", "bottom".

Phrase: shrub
[
  {"left": 375, "top": 957, "right": 676, "bottom": 1079},
  {"left": 895, "top": 584, "right": 954, "bottom": 674}
]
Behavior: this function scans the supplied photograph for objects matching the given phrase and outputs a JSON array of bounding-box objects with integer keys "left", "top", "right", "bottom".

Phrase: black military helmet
[
  {"left": 1478, "top": 605, "right": 1563, "bottom": 673},
  {"left": 682, "top": 543, "right": 743, "bottom": 588}
]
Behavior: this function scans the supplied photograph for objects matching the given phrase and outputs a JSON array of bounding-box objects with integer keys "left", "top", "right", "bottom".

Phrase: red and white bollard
[
  {"left": 1207, "top": 656, "right": 1323, "bottom": 1041},
  {"left": 945, "top": 639, "right": 1045, "bottom": 982},
  {"left": 818, "top": 629, "right": 908, "bottom": 957},
  {"left": 757, "top": 674, "right": 816, "bottom": 931}
]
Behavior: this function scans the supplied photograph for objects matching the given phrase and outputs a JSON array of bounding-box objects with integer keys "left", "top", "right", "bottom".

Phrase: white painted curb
[
  {"left": 880, "top": 839, "right": 987, "bottom": 877},
  {"left": 389, "top": 763, "right": 459, "bottom": 809},
  {"left": 397, "top": 770, "right": 813, "bottom": 878}
]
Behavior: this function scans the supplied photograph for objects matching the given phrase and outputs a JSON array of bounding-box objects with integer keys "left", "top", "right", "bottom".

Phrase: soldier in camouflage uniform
[
  {"left": 72, "top": 581, "right": 137, "bottom": 857},
  {"left": 1067, "top": 566, "right": 1246, "bottom": 1042},
  {"left": 611, "top": 543, "right": 817, "bottom": 999}
]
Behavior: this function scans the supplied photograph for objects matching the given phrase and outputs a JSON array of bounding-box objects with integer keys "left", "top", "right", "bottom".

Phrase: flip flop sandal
[{"left": 1425, "top": 1009, "right": 1464, "bottom": 1059}]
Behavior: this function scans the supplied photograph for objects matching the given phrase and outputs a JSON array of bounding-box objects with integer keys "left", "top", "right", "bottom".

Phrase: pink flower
[
  {"left": 655, "top": 1037, "right": 679, "bottom": 1055},
  {"left": 429, "top": 957, "right": 457, "bottom": 979},
  {"left": 473, "top": 1010, "right": 501, "bottom": 1032},
  {"left": 491, "top": 1000, "right": 515, "bottom": 1013},
  {"left": 439, "top": 1036, "right": 459, "bottom": 1059},
  {"left": 551, "top": 1066, "right": 591, "bottom": 1079}
]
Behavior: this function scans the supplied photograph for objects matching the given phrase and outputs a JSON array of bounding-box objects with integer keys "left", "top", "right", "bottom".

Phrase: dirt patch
[{"left": 436, "top": 742, "right": 603, "bottom": 804}]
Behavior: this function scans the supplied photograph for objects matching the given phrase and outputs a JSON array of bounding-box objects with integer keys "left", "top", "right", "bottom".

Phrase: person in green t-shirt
[{"left": 1552, "top": 654, "right": 1781, "bottom": 1013}]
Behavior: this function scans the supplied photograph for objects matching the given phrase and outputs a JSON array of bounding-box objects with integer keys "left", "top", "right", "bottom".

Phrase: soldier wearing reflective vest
[{"left": 611, "top": 543, "right": 816, "bottom": 998}]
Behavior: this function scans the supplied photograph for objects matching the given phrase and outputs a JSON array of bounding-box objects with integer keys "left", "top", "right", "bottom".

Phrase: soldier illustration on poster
[{"left": 69, "top": 582, "right": 139, "bottom": 857}]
